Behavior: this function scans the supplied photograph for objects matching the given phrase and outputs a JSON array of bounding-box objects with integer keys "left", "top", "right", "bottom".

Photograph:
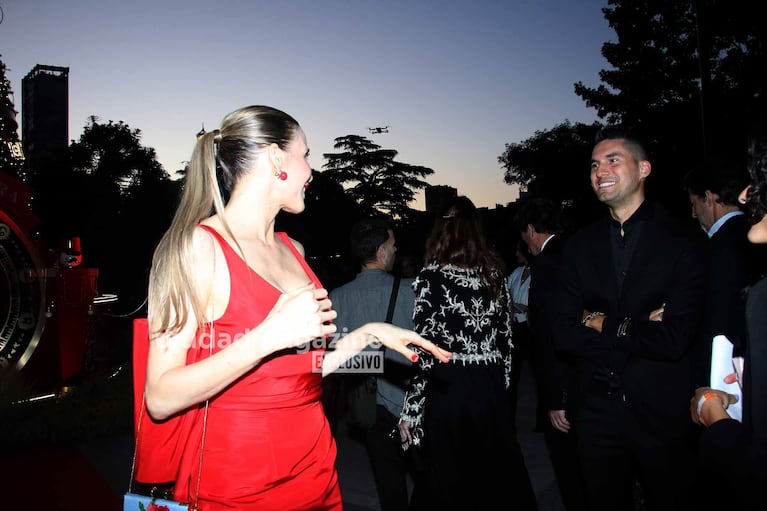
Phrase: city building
[
  {"left": 424, "top": 184, "right": 457, "bottom": 214},
  {"left": 21, "top": 64, "right": 69, "bottom": 175}
]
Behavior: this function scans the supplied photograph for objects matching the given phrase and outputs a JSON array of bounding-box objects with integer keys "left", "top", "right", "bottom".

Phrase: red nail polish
[{"left": 410, "top": 353, "right": 419, "bottom": 362}]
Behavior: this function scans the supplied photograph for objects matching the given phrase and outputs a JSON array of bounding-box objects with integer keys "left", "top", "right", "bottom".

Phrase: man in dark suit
[
  {"left": 683, "top": 160, "right": 767, "bottom": 510},
  {"left": 515, "top": 198, "right": 587, "bottom": 511},
  {"left": 691, "top": 152, "right": 767, "bottom": 509},
  {"left": 553, "top": 126, "right": 707, "bottom": 510},
  {"left": 683, "top": 161, "right": 765, "bottom": 388}
]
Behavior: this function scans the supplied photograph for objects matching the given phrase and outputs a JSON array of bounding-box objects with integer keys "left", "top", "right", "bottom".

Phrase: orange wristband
[{"left": 697, "top": 392, "right": 725, "bottom": 416}]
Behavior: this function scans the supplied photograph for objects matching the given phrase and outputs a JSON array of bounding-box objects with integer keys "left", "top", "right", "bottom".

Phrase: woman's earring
[{"left": 275, "top": 169, "right": 288, "bottom": 180}]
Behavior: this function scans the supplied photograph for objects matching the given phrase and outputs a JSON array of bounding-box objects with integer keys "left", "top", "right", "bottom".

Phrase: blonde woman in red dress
[{"left": 143, "top": 105, "right": 450, "bottom": 510}]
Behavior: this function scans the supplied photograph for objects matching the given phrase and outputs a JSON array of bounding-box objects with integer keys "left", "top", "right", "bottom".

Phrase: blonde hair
[{"left": 148, "top": 105, "right": 300, "bottom": 337}]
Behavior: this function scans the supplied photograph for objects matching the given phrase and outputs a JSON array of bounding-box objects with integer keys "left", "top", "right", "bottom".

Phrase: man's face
[
  {"left": 590, "top": 138, "right": 647, "bottom": 209},
  {"left": 380, "top": 229, "right": 397, "bottom": 272},
  {"left": 688, "top": 191, "right": 714, "bottom": 232}
]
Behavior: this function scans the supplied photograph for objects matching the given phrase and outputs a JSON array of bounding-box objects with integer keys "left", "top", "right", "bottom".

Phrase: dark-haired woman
[{"left": 398, "top": 196, "right": 538, "bottom": 510}]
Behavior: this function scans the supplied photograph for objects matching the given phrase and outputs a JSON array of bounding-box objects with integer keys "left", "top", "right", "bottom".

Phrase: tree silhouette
[
  {"left": 500, "top": 121, "right": 601, "bottom": 198},
  {"left": 499, "top": 0, "right": 767, "bottom": 221},
  {"left": 321, "top": 135, "right": 434, "bottom": 222},
  {"left": 68, "top": 116, "right": 169, "bottom": 186},
  {"left": 0, "top": 55, "right": 25, "bottom": 179},
  {"left": 572, "top": 0, "right": 767, "bottom": 216},
  {"left": 32, "top": 117, "right": 177, "bottom": 306},
  {"left": 575, "top": 2, "right": 701, "bottom": 128}
]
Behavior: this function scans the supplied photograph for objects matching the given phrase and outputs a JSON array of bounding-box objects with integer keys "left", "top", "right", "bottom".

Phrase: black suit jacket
[
  {"left": 527, "top": 234, "right": 575, "bottom": 411},
  {"left": 699, "top": 277, "right": 767, "bottom": 509},
  {"left": 554, "top": 200, "right": 707, "bottom": 439},
  {"left": 692, "top": 213, "right": 759, "bottom": 388}
]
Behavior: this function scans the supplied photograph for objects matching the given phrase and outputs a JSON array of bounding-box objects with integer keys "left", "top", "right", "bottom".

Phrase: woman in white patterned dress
[{"left": 398, "top": 196, "right": 538, "bottom": 511}]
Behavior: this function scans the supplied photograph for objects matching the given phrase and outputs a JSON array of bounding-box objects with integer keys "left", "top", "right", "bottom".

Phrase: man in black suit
[
  {"left": 683, "top": 160, "right": 767, "bottom": 510},
  {"left": 553, "top": 126, "right": 707, "bottom": 510},
  {"left": 683, "top": 161, "right": 764, "bottom": 388},
  {"left": 691, "top": 152, "right": 767, "bottom": 509},
  {"left": 515, "top": 198, "right": 587, "bottom": 511}
]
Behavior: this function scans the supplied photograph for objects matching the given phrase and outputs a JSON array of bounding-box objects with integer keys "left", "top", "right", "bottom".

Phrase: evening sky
[{"left": 1, "top": 0, "right": 614, "bottom": 209}]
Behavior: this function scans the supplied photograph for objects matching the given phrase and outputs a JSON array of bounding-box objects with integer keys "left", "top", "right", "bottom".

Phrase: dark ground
[{"left": 0, "top": 311, "right": 567, "bottom": 511}]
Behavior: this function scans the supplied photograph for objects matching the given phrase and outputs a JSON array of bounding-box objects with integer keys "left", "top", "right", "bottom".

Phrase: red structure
[
  {"left": 47, "top": 266, "right": 99, "bottom": 382},
  {"left": 1, "top": 171, "right": 97, "bottom": 388}
]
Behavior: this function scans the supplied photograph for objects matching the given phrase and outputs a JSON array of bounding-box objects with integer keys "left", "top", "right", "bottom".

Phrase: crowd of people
[{"left": 133, "top": 104, "right": 766, "bottom": 511}]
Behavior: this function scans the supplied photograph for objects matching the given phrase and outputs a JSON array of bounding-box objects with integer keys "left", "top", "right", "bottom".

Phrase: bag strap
[{"left": 385, "top": 276, "right": 401, "bottom": 324}]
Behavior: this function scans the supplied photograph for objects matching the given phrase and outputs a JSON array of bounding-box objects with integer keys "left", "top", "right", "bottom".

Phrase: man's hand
[
  {"left": 649, "top": 303, "right": 665, "bottom": 322},
  {"left": 548, "top": 409, "right": 571, "bottom": 433},
  {"left": 690, "top": 386, "right": 738, "bottom": 426},
  {"left": 582, "top": 310, "right": 605, "bottom": 333}
]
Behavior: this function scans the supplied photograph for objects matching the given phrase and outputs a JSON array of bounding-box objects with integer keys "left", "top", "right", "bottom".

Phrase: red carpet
[{"left": 0, "top": 443, "right": 121, "bottom": 510}]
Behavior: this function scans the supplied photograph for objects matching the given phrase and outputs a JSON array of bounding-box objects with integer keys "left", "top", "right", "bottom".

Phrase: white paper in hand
[{"left": 710, "top": 335, "right": 742, "bottom": 422}]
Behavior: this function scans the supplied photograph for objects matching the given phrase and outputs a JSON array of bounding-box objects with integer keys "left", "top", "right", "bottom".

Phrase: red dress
[{"left": 170, "top": 226, "right": 341, "bottom": 510}]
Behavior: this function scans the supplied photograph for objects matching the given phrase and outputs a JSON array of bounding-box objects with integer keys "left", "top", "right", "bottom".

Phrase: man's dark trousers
[
  {"left": 364, "top": 405, "right": 423, "bottom": 511},
  {"left": 544, "top": 419, "right": 587, "bottom": 511}
]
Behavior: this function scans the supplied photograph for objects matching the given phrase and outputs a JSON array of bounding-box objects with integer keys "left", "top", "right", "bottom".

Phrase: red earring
[{"left": 276, "top": 170, "right": 288, "bottom": 180}]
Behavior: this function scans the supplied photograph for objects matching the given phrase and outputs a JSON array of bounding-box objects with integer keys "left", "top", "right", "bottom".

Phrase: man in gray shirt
[{"left": 330, "top": 217, "right": 420, "bottom": 511}]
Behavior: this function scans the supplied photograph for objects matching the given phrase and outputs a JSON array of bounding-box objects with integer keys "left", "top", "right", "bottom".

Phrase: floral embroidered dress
[{"left": 401, "top": 263, "right": 537, "bottom": 510}]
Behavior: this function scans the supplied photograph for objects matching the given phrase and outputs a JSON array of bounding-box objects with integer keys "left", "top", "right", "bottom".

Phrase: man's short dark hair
[
  {"left": 349, "top": 217, "right": 391, "bottom": 266},
  {"left": 594, "top": 125, "right": 650, "bottom": 163},
  {"left": 683, "top": 159, "right": 751, "bottom": 207},
  {"left": 513, "top": 198, "right": 563, "bottom": 235}
]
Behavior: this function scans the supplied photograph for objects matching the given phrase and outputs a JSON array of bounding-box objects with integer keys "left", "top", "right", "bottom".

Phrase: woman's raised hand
[{"left": 262, "top": 284, "right": 337, "bottom": 350}]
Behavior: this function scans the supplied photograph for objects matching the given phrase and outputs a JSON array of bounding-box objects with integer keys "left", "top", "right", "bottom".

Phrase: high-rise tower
[{"left": 21, "top": 64, "right": 69, "bottom": 177}]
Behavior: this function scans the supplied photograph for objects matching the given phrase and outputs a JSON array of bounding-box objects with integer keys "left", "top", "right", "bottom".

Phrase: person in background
[
  {"left": 690, "top": 131, "right": 767, "bottom": 510},
  {"left": 329, "top": 217, "right": 423, "bottom": 511},
  {"left": 515, "top": 197, "right": 587, "bottom": 511},
  {"left": 398, "top": 195, "right": 538, "bottom": 511},
  {"left": 683, "top": 160, "right": 763, "bottom": 390},
  {"left": 143, "top": 105, "right": 450, "bottom": 510},
  {"left": 554, "top": 126, "right": 706, "bottom": 510},
  {"left": 506, "top": 239, "right": 536, "bottom": 429}
]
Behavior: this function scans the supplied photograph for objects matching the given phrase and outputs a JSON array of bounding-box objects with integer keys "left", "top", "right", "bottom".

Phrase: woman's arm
[{"left": 321, "top": 322, "right": 450, "bottom": 376}]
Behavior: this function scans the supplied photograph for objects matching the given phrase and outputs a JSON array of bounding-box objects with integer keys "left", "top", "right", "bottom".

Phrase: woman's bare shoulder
[{"left": 281, "top": 233, "right": 305, "bottom": 257}]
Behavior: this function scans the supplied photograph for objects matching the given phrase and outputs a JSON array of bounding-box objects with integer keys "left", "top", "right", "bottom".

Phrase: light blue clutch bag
[{"left": 123, "top": 492, "right": 189, "bottom": 511}]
